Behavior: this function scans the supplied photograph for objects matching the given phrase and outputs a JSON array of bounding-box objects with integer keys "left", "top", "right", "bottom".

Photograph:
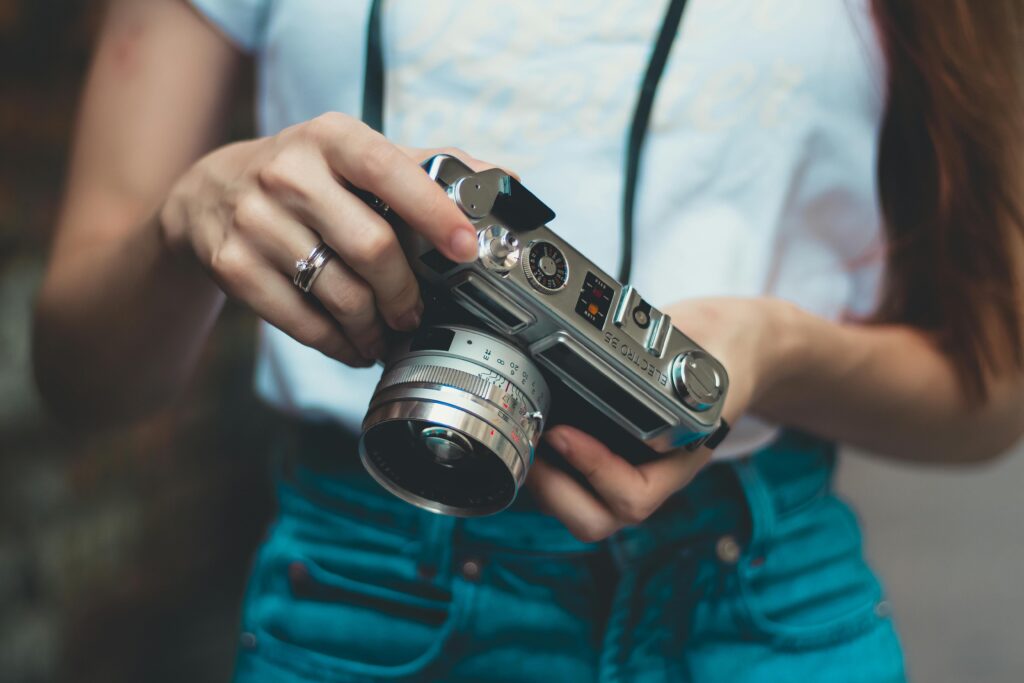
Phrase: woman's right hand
[{"left": 159, "top": 112, "right": 488, "bottom": 367}]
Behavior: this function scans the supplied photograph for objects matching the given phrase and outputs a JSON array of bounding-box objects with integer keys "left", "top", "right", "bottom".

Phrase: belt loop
[{"left": 728, "top": 455, "right": 777, "bottom": 557}]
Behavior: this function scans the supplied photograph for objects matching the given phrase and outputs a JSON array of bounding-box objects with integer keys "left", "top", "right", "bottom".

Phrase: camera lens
[
  {"left": 359, "top": 325, "right": 549, "bottom": 516},
  {"left": 419, "top": 426, "right": 473, "bottom": 466}
]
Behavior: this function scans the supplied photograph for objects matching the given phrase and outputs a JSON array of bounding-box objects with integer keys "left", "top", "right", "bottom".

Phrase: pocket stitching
[
  {"left": 252, "top": 572, "right": 473, "bottom": 680},
  {"left": 295, "top": 553, "right": 452, "bottom": 614},
  {"left": 734, "top": 498, "right": 884, "bottom": 649}
]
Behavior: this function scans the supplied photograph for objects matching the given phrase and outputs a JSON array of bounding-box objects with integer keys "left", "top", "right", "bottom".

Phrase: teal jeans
[{"left": 232, "top": 430, "right": 905, "bottom": 682}]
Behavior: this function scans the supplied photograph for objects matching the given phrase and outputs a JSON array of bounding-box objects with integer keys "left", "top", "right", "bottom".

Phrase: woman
[{"left": 34, "top": 0, "right": 1024, "bottom": 681}]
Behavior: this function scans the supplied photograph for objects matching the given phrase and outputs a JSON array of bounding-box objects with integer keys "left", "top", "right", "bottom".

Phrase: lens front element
[
  {"left": 360, "top": 326, "right": 549, "bottom": 516},
  {"left": 419, "top": 426, "right": 473, "bottom": 466}
]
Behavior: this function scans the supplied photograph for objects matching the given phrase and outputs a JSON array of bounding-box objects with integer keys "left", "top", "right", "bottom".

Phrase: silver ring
[{"left": 293, "top": 242, "right": 333, "bottom": 293}]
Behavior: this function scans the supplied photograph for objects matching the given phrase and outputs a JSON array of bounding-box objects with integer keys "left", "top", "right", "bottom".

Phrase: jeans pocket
[
  {"left": 734, "top": 496, "right": 885, "bottom": 650},
  {"left": 246, "top": 527, "right": 466, "bottom": 680}
]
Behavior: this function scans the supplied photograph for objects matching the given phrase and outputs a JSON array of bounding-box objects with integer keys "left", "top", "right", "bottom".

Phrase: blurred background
[
  {"left": 1, "top": 3, "right": 275, "bottom": 682},
  {"left": 1, "top": 2, "right": 1021, "bottom": 682}
]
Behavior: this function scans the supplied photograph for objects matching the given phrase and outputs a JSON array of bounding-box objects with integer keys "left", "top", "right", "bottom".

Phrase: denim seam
[
  {"left": 248, "top": 575, "right": 472, "bottom": 681},
  {"left": 728, "top": 458, "right": 778, "bottom": 556}
]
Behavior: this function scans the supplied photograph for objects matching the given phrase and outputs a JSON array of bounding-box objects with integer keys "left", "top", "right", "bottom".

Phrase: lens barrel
[{"left": 359, "top": 325, "right": 549, "bottom": 516}]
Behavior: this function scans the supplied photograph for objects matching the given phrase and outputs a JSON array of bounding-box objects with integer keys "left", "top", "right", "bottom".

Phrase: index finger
[{"left": 322, "top": 125, "right": 479, "bottom": 263}]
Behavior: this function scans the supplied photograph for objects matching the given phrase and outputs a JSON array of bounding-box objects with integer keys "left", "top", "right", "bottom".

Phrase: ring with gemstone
[{"left": 293, "top": 241, "right": 334, "bottom": 293}]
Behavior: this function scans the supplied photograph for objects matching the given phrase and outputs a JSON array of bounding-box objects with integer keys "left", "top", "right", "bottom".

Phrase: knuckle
[
  {"left": 347, "top": 226, "right": 397, "bottom": 267},
  {"left": 618, "top": 495, "right": 655, "bottom": 525},
  {"left": 257, "top": 153, "right": 307, "bottom": 197},
  {"left": 208, "top": 238, "right": 248, "bottom": 282},
  {"left": 230, "top": 192, "right": 269, "bottom": 234},
  {"left": 358, "top": 140, "right": 400, "bottom": 186},
  {"left": 304, "top": 112, "right": 349, "bottom": 142}
]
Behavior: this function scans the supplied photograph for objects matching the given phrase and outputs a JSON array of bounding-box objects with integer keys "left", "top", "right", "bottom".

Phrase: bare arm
[
  {"left": 34, "top": 0, "right": 489, "bottom": 427},
  {"left": 757, "top": 304, "right": 1024, "bottom": 463},
  {"left": 34, "top": 0, "right": 241, "bottom": 425},
  {"left": 758, "top": 214, "right": 1024, "bottom": 463},
  {"left": 529, "top": 297, "right": 1024, "bottom": 543}
]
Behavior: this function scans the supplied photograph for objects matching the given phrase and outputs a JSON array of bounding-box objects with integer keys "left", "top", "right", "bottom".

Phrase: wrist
[{"left": 752, "top": 298, "right": 813, "bottom": 407}]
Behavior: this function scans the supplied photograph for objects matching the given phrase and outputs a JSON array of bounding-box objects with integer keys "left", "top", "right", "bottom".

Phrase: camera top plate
[{"left": 381, "top": 155, "right": 729, "bottom": 453}]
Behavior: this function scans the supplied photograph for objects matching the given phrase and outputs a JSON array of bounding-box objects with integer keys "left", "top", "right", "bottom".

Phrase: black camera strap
[
  {"left": 361, "top": 2, "right": 728, "bottom": 455},
  {"left": 361, "top": 0, "right": 691, "bottom": 284},
  {"left": 362, "top": 0, "right": 385, "bottom": 135},
  {"left": 620, "top": 0, "right": 690, "bottom": 283}
]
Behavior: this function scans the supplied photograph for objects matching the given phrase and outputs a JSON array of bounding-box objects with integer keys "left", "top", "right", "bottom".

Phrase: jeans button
[
  {"left": 715, "top": 535, "right": 741, "bottom": 564},
  {"left": 460, "top": 558, "right": 483, "bottom": 581},
  {"left": 240, "top": 632, "right": 258, "bottom": 649}
]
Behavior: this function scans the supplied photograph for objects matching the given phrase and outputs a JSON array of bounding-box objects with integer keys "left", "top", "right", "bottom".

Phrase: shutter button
[{"left": 477, "top": 225, "right": 520, "bottom": 274}]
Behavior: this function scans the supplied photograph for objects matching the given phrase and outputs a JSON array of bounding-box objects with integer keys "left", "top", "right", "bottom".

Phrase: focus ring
[
  {"left": 378, "top": 364, "right": 534, "bottom": 410},
  {"left": 378, "top": 364, "right": 493, "bottom": 401},
  {"left": 376, "top": 363, "right": 543, "bottom": 437}
]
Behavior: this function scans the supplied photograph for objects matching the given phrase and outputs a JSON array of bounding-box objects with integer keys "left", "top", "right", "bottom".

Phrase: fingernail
[
  {"left": 396, "top": 309, "right": 422, "bottom": 331},
  {"left": 546, "top": 430, "right": 568, "bottom": 454},
  {"left": 450, "top": 228, "right": 478, "bottom": 262}
]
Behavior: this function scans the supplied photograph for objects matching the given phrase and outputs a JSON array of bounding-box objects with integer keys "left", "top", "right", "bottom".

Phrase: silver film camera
[{"left": 358, "top": 155, "right": 730, "bottom": 516}]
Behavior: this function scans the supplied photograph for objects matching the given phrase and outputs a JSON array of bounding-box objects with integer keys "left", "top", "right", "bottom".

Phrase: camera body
[{"left": 357, "top": 155, "right": 729, "bottom": 516}]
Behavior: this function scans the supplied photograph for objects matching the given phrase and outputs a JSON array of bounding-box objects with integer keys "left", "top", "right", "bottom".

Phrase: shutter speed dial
[{"left": 524, "top": 241, "right": 569, "bottom": 293}]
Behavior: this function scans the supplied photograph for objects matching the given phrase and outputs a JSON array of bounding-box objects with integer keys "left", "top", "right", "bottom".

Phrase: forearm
[
  {"left": 757, "top": 304, "right": 1024, "bottom": 463},
  {"left": 33, "top": 213, "right": 224, "bottom": 426}
]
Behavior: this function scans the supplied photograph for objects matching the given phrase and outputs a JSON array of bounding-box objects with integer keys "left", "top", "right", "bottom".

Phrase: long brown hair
[{"left": 871, "top": 0, "right": 1024, "bottom": 398}]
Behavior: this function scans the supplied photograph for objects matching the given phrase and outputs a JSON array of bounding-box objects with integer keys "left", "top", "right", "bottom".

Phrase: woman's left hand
[{"left": 524, "top": 297, "right": 797, "bottom": 542}]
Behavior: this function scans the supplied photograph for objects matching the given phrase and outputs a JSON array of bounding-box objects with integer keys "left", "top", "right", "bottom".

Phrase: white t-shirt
[{"left": 191, "top": 0, "right": 888, "bottom": 458}]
